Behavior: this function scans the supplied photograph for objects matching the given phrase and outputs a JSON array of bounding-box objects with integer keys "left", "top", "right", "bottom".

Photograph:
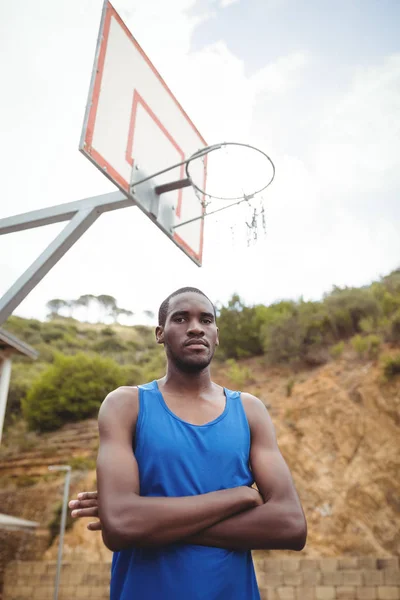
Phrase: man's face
[{"left": 156, "top": 292, "right": 219, "bottom": 373}]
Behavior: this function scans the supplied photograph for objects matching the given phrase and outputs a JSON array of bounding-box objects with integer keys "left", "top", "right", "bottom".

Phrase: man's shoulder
[
  {"left": 105, "top": 385, "right": 139, "bottom": 404},
  {"left": 98, "top": 385, "right": 140, "bottom": 426},
  {"left": 238, "top": 391, "right": 269, "bottom": 425},
  {"left": 217, "top": 383, "right": 267, "bottom": 414},
  {"left": 99, "top": 380, "right": 159, "bottom": 417}
]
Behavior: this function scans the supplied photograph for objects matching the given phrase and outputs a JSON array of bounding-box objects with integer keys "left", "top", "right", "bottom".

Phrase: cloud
[
  {"left": 314, "top": 54, "right": 400, "bottom": 196},
  {"left": 219, "top": 0, "right": 240, "bottom": 7},
  {"left": 1, "top": 0, "right": 398, "bottom": 323}
]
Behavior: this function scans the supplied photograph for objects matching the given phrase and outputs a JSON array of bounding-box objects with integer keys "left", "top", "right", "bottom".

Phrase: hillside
[
  {"left": 1, "top": 347, "right": 399, "bottom": 564},
  {"left": 1, "top": 274, "right": 400, "bottom": 595}
]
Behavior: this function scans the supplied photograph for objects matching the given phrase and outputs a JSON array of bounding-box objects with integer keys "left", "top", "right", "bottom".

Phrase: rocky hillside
[{"left": 1, "top": 345, "right": 399, "bottom": 566}]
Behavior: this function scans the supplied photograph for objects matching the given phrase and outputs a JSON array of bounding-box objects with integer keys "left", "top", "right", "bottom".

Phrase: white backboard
[{"left": 80, "top": 1, "right": 206, "bottom": 265}]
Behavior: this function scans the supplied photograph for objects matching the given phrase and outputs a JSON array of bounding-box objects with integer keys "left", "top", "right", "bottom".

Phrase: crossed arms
[{"left": 72, "top": 387, "right": 307, "bottom": 552}]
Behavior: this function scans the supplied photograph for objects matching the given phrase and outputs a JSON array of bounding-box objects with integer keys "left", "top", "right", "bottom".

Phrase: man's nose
[{"left": 187, "top": 320, "right": 204, "bottom": 335}]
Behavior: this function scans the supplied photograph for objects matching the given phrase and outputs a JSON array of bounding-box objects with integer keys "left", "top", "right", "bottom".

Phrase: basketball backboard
[{"left": 80, "top": 1, "right": 207, "bottom": 266}]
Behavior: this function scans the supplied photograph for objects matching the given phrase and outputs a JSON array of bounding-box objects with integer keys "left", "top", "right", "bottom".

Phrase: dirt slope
[{"left": 1, "top": 348, "right": 399, "bottom": 563}]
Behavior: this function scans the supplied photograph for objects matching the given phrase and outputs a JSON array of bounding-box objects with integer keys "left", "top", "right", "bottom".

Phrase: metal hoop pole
[
  {"left": 173, "top": 196, "right": 252, "bottom": 229},
  {"left": 131, "top": 144, "right": 224, "bottom": 189}
]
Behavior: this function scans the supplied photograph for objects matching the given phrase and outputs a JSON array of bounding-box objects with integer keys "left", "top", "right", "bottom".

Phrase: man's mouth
[{"left": 184, "top": 340, "right": 208, "bottom": 347}]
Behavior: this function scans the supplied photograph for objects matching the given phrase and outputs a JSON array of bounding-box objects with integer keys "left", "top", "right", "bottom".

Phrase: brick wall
[
  {"left": 253, "top": 556, "right": 400, "bottom": 599},
  {"left": 3, "top": 557, "right": 400, "bottom": 599}
]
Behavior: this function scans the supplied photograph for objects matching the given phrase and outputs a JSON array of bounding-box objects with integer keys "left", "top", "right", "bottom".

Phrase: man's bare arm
[
  {"left": 96, "top": 387, "right": 262, "bottom": 552},
  {"left": 187, "top": 394, "right": 307, "bottom": 551}
]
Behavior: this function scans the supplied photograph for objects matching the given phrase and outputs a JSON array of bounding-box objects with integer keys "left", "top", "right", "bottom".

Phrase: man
[{"left": 69, "top": 287, "right": 307, "bottom": 599}]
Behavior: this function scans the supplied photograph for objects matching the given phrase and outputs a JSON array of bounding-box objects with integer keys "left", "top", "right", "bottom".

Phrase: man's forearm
[
  {"left": 187, "top": 498, "right": 307, "bottom": 551},
  {"left": 101, "top": 486, "right": 259, "bottom": 551}
]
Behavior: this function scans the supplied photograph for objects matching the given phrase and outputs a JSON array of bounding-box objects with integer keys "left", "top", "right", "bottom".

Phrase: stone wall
[{"left": 3, "top": 557, "right": 400, "bottom": 599}]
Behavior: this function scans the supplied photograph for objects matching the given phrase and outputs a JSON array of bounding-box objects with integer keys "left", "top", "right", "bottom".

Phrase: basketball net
[{"left": 189, "top": 143, "right": 273, "bottom": 248}]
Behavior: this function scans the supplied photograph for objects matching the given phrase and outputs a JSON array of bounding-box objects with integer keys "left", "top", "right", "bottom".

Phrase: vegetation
[
  {"left": 381, "top": 353, "right": 400, "bottom": 380},
  {"left": 286, "top": 377, "right": 295, "bottom": 398},
  {"left": 350, "top": 333, "right": 382, "bottom": 359},
  {"left": 330, "top": 341, "right": 345, "bottom": 359},
  {"left": 2, "top": 268, "right": 400, "bottom": 433},
  {"left": 48, "top": 502, "right": 74, "bottom": 546},
  {"left": 217, "top": 269, "right": 400, "bottom": 365},
  {"left": 225, "top": 359, "right": 253, "bottom": 389},
  {"left": 22, "top": 353, "right": 126, "bottom": 432}
]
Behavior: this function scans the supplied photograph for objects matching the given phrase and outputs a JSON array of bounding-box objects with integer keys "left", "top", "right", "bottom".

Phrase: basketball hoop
[
  {"left": 185, "top": 142, "right": 275, "bottom": 202},
  {"left": 167, "top": 141, "right": 275, "bottom": 245}
]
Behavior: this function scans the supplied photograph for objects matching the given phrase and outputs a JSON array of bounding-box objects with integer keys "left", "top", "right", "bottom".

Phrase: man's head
[{"left": 156, "top": 287, "right": 219, "bottom": 373}]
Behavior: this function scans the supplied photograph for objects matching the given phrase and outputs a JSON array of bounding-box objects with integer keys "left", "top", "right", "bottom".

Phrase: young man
[{"left": 69, "top": 287, "right": 307, "bottom": 599}]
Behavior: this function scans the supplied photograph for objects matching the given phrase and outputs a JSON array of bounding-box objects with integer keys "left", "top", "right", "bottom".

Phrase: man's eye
[
  {"left": 174, "top": 317, "right": 185, "bottom": 323},
  {"left": 202, "top": 319, "right": 213, "bottom": 324}
]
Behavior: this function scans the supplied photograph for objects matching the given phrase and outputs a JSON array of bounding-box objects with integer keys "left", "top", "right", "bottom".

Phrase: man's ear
[
  {"left": 216, "top": 326, "right": 220, "bottom": 347},
  {"left": 155, "top": 325, "right": 164, "bottom": 344}
]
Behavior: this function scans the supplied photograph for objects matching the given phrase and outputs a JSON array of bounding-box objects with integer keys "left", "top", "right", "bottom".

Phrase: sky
[{"left": 0, "top": 0, "right": 399, "bottom": 324}]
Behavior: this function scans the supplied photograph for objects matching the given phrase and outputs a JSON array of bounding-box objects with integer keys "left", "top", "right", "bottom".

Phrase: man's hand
[{"left": 69, "top": 491, "right": 102, "bottom": 531}]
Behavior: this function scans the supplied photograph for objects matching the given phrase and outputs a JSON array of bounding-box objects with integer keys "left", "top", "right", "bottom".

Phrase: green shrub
[
  {"left": 260, "top": 300, "right": 332, "bottom": 365},
  {"left": 5, "top": 362, "right": 47, "bottom": 426},
  {"left": 101, "top": 327, "right": 115, "bottom": 337},
  {"left": 262, "top": 311, "right": 303, "bottom": 363},
  {"left": 133, "top": 325, "right": 154, "bottom": 347},
  {"left": 366, "top": 334, "right": 382, "bottom": 358},
  {"left": 225, "top": 359, "right": 252, "bottom": 389},
  {"left": 330, "top": 341, "right": 345, "bottom": 359},
  {"left": 140, "top": 350, "right": 166, "bottom": 382},
  {"left": 41, "top": 326, "right": 66, "bottom": 343},
  {"left": 359, "top": 316, "right": 376, "bottom": 334},
  {"left": 351, "top": 334, "right": 368, "bottom": 356},
  {"left": 69, "top": 456, "right": 96, "bottom": 470},
  {"left": 387, "top": 309, "right": 400, "bottom": 343},
  {"left": 53, "top": 333, "right": 82, "bottom": 351},
  {"left": 381, "top": 354, "right": 400, "bottom": 380},
  {"left": 84, "top": 329, "right": 98, "bottom": 341},
  {"left": 217, "top": 295, "right": 266, "bottom": 359},
  {"left": 381, "top": 292, "right": 400, "bottom": 317},
  {"left": 286, "top": 377, "right": 295, "bottom": 397},
  {"left": 16, "top": 475, "right": 39, "bottom": 488},
  {"left": 22, "top": 353, "right": 125, "bottom": 432},
  {"left": 325, "top": 287, "right": 381, "bottom": 338},
  {"left": 351, "top": 334, "right": 381, "bottom": 359},
  {"left": 48, "top": 502, "right": 73, "bottom": 546},
  {"left": 33, "top": 343, "right": 56, "bottom": 363},
  {"left": 120, "top": 364, "right": 145, "bottom": 386},
  {"left": 93, "top": 337, "right": 127, "bottom": 353}
]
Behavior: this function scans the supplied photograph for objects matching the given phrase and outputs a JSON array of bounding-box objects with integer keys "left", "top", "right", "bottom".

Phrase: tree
[
  {"left": 46, "top": 299, "right": 68, "bottom": 319},
  {"left": 109, "top": 307, "right": 134, "bottom": 324},
  {"left": 97, "top": 295, "right": 117, "bottom": 322},
  {"left": 143, "top": 310, "right": 155, "bottom": 323},
  {"left": 76, "top": 294, "right": 96, "bottom": 321}
]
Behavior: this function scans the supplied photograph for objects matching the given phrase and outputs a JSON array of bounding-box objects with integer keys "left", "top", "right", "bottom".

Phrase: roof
[
  {"left": 0, "top": 328, "right": 38, "bottom": 359},
  {"left": 0, "top": 513, "right": 39, "bottom": 531}
]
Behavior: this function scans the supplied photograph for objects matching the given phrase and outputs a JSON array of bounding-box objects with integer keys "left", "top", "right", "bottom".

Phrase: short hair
[{"left": 158, "top": 287, "right": 216, "bottom": 327}]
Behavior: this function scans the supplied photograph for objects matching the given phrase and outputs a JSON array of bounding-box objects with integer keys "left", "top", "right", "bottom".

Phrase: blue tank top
[{"left": 110, "top": 380, "right": 260, "bottom": 600}]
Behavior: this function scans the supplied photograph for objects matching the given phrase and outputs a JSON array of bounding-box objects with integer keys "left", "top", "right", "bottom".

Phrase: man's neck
[{"left": 161, "top": 363, "right": 213, "bottom": 396}]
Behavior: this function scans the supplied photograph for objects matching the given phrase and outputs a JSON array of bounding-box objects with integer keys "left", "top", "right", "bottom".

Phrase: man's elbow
[
  {"left": 287, "top": 513, "right": 307, "bottom": 551},
  {"left": 101, "top": 514, "right": 149, "bottom": 552}
]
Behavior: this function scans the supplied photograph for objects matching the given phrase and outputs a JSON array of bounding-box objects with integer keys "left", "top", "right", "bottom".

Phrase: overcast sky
[{"left": 1, "top": 0, "right": 399, "bottom": 324}]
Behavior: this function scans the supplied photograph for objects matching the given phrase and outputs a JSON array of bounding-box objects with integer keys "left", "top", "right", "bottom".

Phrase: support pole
[
  {"left": 0, "top": 191, "right": 133, "bottom": 326},
  {"left": 0, "top": 355, "right": 12, "bottom": 444},
  {"left": 0, "top": 191, "right": 130, "bottom": 235},
  {"left": 48, "top": 466, "right": 71, "bottom": 600},
  {"left": 0, "top": 208, "right": 101, "bottom": 324}
]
